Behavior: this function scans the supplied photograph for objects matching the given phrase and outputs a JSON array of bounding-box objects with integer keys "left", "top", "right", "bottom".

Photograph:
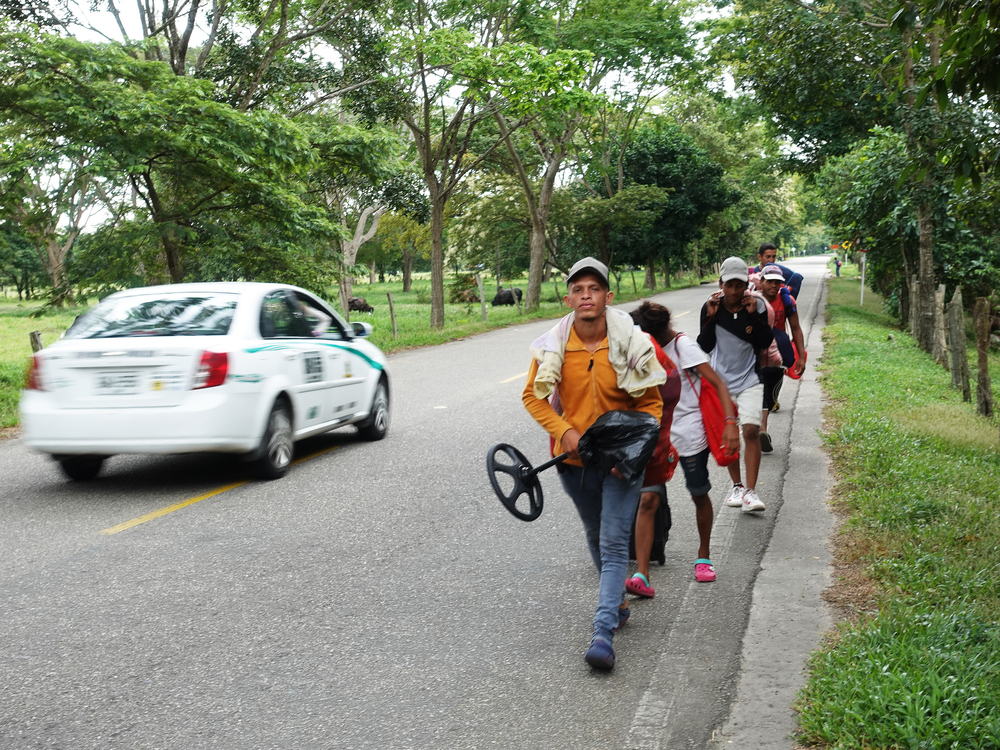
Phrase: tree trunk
[
  {"left": 338, "top": 262, "right": 353, "bottom": 313},
  {"left": 402, "top": 249, "right": 413, "bottom": 292},
  {"left": 908, "top": 275, "right": 920, "bottom": 338},
  {"left": 429, "top": 195, "right": 445, "bottom": 329},
  {"left": 946, "top": 287, "right": 971, "bottom": 402},
  {"left": 43, "top": 237, "right": 71, "bottom": 307},
  {"left": 526, "top": 217, "right": 546, "bottom": 311},
  {"left": 915, "top": 202, "right": 936, "bottom": 352},
  {"left": 974, "top": 297, "right": 993, "bottom": 417},
  {"left": 644, "top": 257, "right": 656, "bottom": 289},
  {"left": 161, "top": 229, "right": 184, "bottom": 283}
]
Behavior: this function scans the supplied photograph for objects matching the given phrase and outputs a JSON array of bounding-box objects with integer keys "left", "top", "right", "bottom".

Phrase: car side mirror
[{"left": 351, "top": 321, "right": 373, "bottom": 338}]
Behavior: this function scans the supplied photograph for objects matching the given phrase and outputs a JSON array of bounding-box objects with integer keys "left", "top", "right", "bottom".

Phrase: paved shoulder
[{"left": 711, "top": 268, "right": 835, "bottom": 749}]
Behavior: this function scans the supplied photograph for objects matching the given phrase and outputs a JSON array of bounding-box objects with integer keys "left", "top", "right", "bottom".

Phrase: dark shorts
[{"left": 679, "top": 449, "right": 711, "bottom": 497}]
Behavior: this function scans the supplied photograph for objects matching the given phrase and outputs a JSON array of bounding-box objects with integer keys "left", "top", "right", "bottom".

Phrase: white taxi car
[{"left": 20, "top": 282, "right": 390, "bottom": 481}]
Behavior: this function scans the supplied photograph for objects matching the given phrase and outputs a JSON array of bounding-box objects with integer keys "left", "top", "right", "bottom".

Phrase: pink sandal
[
  {"left": 626, "top": 573, "right": 655, "bottom": 598},
  {"left": 694, "top": 559, "right": 716, "bottom": 583}
]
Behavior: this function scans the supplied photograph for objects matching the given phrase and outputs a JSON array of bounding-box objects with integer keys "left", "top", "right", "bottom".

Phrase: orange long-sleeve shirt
[{"left": 522, "top": 326, "right": 663, "bottom": 466}]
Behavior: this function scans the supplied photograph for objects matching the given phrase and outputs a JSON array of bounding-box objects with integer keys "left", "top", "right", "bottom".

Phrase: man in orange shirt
[{"left": 522, "top": 257, "right": 664, "bottom": 670}]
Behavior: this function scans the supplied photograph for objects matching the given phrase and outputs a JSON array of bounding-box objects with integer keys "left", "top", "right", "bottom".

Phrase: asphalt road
[{"left": 0, "top": 257, "right": 830, "bottom": 749}]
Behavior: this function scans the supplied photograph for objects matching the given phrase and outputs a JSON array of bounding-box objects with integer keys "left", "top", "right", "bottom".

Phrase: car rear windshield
[{"left": 66, "top": 292, "right": 239, "bottom": 339}]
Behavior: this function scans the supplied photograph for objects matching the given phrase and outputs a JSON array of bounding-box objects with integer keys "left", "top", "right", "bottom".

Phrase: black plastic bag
[{"left": 577, "top": 410, "right": 660, "bottom": 483}]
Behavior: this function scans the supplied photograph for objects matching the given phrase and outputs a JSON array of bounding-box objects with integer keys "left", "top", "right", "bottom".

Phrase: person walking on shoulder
[
  {"left": 756, "top": 264, "right": 807, "bottom": 453},
  {"left": 522, "top": 257, "right": 665, "bottom": 671},
  {"left": 752, "top": 243, "right": 804, "bottom": 298},
  {"left": 698, "top": 257, "right": 773, "bottom": 514},
  {"left": 628, "top": 302, "right": 738, "bottom": 588},
  {"left": 626, "top": 302, "right": 681, "bottom": 598}
]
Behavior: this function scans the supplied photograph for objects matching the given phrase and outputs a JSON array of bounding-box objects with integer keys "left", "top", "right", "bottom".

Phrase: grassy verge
[
  {"left": 0, "top": 301, "right": 87, "bottom": 430},
  {"left": 795, "top": 276, "right": 1000, "bottom": 748},
  {"left": 0, "top": 272, "right": 704, "bottom": 428}
]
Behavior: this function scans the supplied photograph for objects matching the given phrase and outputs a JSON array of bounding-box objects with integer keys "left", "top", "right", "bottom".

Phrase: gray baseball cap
[
  {"left": 719, "top": 256, "right": 748, "bottom": 283},
  {"left": 566, "top": 256, "right": 610, "bottom": 287}
]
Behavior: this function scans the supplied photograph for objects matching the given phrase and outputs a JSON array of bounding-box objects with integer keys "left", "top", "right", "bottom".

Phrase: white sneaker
[
  {"left": 741, "top": 488, "right": 766, "bottom": 513},
  {"left": 724, "top": 484, "right": 746, "bottom": 507}
]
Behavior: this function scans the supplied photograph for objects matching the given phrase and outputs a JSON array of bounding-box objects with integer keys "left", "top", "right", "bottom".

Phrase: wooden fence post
[
  {"left": 973, "top": 297, "right": 993, "bottom": 417},
  {"left": 29, "top": 331, "right": 43, "bottom": 352},
  {"left": 474, "top": 273, "right": 488, "bottom": 322},
  {"left": 946, "top": 287, "right": 971, "bottom": 401},
  {"left": 386, "top": 292, "right": 398, "bottom": 339},
  {"left": 932, "top": 283, "right": 948, "bottom": 365}
]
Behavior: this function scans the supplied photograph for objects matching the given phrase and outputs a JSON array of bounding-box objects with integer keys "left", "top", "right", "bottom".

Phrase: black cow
[
  {"left": 348, "top": 296, "right": 374, "bottom": 313},
  {"left": 491, "top": 287, "right": 523, "bottom": 306}
]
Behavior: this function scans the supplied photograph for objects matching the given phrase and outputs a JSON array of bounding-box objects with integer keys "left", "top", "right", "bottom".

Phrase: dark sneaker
[
  {"left": 760, "top": 432, "right": 773, "bottom": 453},
  {"left": 585, "top": 635, "right": 616, "bottom": 670}
]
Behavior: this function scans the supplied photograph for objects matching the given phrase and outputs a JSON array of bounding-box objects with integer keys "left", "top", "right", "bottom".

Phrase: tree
[
  {"left": 371, "top": 212, "right": 431, "bottom": 292},
  {"left": 382, "top": 5, "right": 592, "bottom": 327},
  {"left": 482, "top": 0, "right": 692, "bottom": 310},
  {"left": 720, "top": 0, "right": 965, "bottom": 351},
  {"left": 302, "top": 116, "right": 426, "bottom": 310},
  {"left": 0, "top": 223, "right": 45, "bottom": 299},
  {"left": 719, "top": 1, "right": 898, "bottom": 171},
  {"left": 618, "top": 123, "right": 738, "bottom": 285},
  {"left": 0, "top": 31, "right": 333, "bottom": 283},
  {"left": 0, "top": 144, "right": 104, "bottom": 305},
  {"left": 16, "top": 0, "right": 395, "bottom": 117}
]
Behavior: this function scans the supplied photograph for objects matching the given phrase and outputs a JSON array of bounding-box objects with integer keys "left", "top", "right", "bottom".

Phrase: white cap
[
  {"left": 761, "top": 264, "right": 785, "bottom": 281},
  {"left": 566, "top": 256, "right": 610, "bottom": 287},
  {"left": 719, "top": 256, "right": 748, "bottom": 283}
]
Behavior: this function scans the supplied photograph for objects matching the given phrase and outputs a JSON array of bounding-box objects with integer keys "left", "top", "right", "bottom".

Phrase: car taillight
[
  {"left": 25, "top": 354, "right": 44, "bottom": 390},
  {"left": 192, "top": 351, "right": 228, "bottom": 389}
]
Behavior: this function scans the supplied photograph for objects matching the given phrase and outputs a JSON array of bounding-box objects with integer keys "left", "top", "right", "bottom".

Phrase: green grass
[
  {"left": 0, "top": 300, "right": 87, "bottom": 428},
  {"left": 336, "top": 271, "right": 701, "bottom": 352},
  {"left": 0, "top": 273, "right": 702, "bottom": 428},
  {"left": 795, "top": 277, "right": 1000, "bottom": 749}
]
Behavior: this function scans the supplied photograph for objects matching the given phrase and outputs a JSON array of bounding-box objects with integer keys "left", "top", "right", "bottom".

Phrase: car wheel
[
  {"left": 357, "top": 381, "right": 389, "bottom": 441},
  {"left": 252, "top": 400, "right": 294, "bottom": 479},
  {"left": 58, "top": 455, "right": 106, "bottom": 481}
]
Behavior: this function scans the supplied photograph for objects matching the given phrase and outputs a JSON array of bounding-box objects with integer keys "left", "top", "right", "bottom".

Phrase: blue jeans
[{"left": 558, "top": 463, "right": 642, "bottom": 639}]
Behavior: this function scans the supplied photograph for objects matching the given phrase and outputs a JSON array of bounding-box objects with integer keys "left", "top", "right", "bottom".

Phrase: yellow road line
[
  {"left": 100, "top": 445, "right": 340, "bottom": 535},
  {"left": 100, "top": 481, "right": 249, "bottom": 535},
  {"left": 501, "top": 372, "right": 527, "bottom": 384},
  {"left": 292, "top": 444, "right": 340, "bottom": 465}
]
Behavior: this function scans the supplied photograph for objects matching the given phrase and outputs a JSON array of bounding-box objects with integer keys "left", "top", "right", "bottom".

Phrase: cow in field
[
  {"left": 491, "top": 287, "right": 523, "bottom": 306},
  {"left": 348, "top": 296, "right": 374, "bottom": 313}
]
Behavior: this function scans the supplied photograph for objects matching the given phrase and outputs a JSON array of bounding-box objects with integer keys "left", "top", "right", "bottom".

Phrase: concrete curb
[{"left": 710, "top": 276, "right": 836, "bottom": 749}]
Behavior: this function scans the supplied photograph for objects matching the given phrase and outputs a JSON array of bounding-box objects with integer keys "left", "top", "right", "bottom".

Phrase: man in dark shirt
[
  {"left": 752, "top": 243, "right": 804, "bottom": 298},
  {"left": 698, "top": 257, "right": 773, "bottom": 513}
]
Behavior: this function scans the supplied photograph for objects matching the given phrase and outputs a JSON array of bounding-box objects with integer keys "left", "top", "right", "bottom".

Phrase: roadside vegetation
[
  {"left": 797, "top": 272, "right": 1000, "bottom": 748},
  {"left": 0, "top": 270, "right": 706, "bottom": 428}
]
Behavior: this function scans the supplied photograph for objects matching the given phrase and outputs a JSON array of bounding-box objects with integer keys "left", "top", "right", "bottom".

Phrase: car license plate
[{"left": 95, "top": 371, "right": 141, "bottom": 395}]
